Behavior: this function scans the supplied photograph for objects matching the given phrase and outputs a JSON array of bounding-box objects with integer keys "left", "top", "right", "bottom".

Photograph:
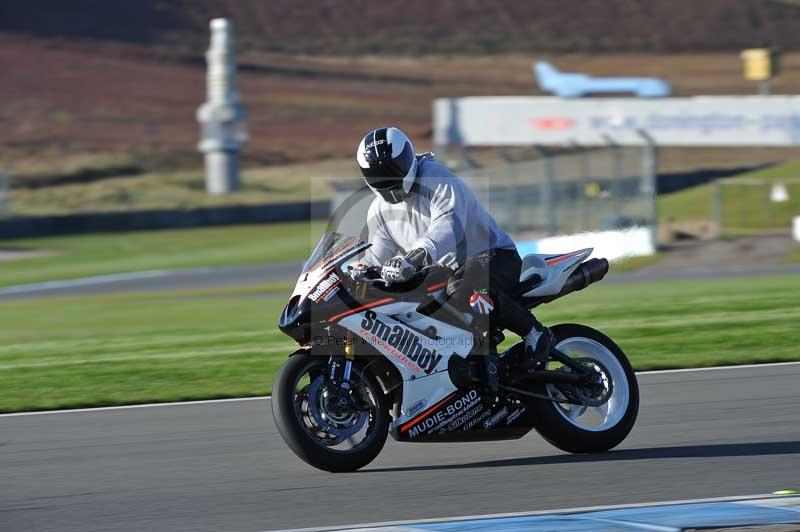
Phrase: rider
[{"left": 354, "top": 126, "right": 552, "bottom": 370}]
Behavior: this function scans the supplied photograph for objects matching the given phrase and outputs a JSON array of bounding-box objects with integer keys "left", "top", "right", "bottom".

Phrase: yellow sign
[{"left": 740, "top": 48, "right": 776, "bottom": 81}]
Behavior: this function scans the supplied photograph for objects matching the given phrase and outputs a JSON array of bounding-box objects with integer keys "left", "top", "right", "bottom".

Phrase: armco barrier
[{"left": 0, "top": 201, "right": 330, "bottom": 239}]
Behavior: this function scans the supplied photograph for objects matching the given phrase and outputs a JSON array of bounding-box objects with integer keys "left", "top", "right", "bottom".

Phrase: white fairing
[
  {"left": 291, "top": 241, "right": 370, "bottom": 302},
  {"left": 519, "top": 248, "right": 592, "bottom": 297},
  {"left": 337, "top": 301, "right": 473, "bottom": 424}
]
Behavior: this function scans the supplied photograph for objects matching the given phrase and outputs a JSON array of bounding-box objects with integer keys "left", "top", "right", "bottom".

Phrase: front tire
[
  {"left": 272, "top": 354, "right": 389, "bottom": 472},
  {"left": 529, "top": 324, "right": 639, "bottom": 453}
]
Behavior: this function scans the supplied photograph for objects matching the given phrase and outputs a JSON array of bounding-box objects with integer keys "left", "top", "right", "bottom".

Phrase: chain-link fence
[
  {"left": 460, "top": 146, "right": 657, "bottom": 239},
  {"left": 330, "top": 145, "right": 657, "bottom": 243}
]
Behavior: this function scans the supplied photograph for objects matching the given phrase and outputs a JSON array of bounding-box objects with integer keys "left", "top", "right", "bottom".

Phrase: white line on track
[
  {"left": 0, "top": 396, "right": 269, "bottom": 417},
  {"left": 1, "top": 360, "right": 798, "bottom": 418},
  {"left": 637, "top": 360, "right": 800, "bottom": 375},
  {"left": 263, "top": 493, "right": 800, "bottom": 532},
  {"left": 0, "top": 270, "right": 171, "bottom": 295}
]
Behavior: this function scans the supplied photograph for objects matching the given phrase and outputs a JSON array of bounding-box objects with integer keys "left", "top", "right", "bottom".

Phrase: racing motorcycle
[{"left": 273, "top": 232, "right": 639, "bottom": 472}]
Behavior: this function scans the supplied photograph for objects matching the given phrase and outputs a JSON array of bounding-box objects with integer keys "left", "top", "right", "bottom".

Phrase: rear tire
[
  {"left": 529, "top": 324, "right": 639, "bottom": 453},
  {"left": 272, "top": 354, "right": 389, "bottom": 472}
]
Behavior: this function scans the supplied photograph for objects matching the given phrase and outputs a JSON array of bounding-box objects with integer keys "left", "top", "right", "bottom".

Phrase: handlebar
[{"left": 346, "top": 263, "right": 451, "bottom": 288}]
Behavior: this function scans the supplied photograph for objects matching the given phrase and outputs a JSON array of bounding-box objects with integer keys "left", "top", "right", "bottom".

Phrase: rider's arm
[
  {"left": 363, "top": 202, "right": 398, "bottom": 267},
  {"left": 411, "top": 179, "right": 467, "bottom": 263}
]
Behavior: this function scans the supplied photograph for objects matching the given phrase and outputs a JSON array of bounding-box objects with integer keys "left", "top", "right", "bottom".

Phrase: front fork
[
  {"left": 326, "top": 327, "right": 357, "bottom": 402},
  {"left": 328, "top": 281, "right": 367, "bottom": 394},
  {"left": 328, "top": 355, "right": 353, "bottom": 389}
]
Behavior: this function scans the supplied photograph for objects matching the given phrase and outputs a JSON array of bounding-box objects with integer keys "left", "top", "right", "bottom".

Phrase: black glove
[{"left": 381, "top": 248, "right": 429, "bottom": 284}]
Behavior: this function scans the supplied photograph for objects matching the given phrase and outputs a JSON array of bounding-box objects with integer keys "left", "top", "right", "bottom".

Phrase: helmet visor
[{"left": 361, "top": 142, "right": 415, "bottom": 184}]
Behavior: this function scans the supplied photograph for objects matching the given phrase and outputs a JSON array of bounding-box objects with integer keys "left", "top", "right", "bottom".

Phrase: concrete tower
[{"left": 197, "top": 18, "right": 248, "bottom": 195}]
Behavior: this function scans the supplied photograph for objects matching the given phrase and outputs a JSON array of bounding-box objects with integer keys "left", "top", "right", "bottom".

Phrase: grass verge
[
  {"left": 2, "top": 274, "right": 798, "bottom": 413},
  {"left": 9, "top": 159, "right": 354, "bottom": 216},
  {"left": 0, "top": 221, "right": 325, "bottom": 288},
  {"left": 659, "top": 160, "right": 800, "bottom": 235}
]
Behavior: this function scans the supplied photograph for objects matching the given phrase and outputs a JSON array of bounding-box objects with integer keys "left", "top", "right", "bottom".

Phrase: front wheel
[
  {"left": 529, "top": 324, "right": 639, "bottom": 453},
  {"left": 272, "top": 354, "right": 389, "bottom": 472}
]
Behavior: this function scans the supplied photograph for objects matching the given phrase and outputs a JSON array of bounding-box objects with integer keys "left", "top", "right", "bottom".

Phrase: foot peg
[{"left": 520, "top": 327, "right": 554, "bottom": 371}]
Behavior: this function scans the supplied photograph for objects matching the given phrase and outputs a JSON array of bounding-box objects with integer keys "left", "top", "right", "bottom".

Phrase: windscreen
[{"left": 303, "top": 232, "right": 369, "bottom": 275}]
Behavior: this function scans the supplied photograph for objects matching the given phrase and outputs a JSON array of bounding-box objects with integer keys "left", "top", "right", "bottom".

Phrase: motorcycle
[{"left": 273, "top": 232, "right": 639, "bottom": 472}]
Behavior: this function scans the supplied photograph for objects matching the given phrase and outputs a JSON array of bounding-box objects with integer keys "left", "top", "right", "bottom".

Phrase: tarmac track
[
  {"left": 2, "top": 261, "right": 800, "bottom": 301},
  {"left": 2, "top": 363, "right": 800, "bottom": 532}
]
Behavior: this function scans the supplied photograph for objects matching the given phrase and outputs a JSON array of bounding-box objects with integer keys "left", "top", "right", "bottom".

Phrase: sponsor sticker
[
  {"left": 483, "top": 407, "right": 508, "bottom": 429},
  {"left": 308, "top": 273, "right": 341, "bottom": 303},
  {"left": 465, "top": 409, "right": 492, "bottom": 430},
  {"left": 506, "top": 407, "right": 525, "bottom": 425},
  {"left": 360, "top": 310, "right": 443, "bottom": 375},
  {"left": 407, "top": 399, "right": 427, "bottom": 417},
  {"left": 321, "top": 286, "right": 340, "bottom": 301},
  {"left": 446, "top": 402, "right": 484, "bottom": 432},
  {"left": 406, "top": 390, "right": 481, "bottom": 438}
]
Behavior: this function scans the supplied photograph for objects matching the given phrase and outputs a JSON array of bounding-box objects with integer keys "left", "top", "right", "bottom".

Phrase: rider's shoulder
[
  {"left": 367, "top": 195, "right": 383, "bottom": 214},
  {"left": 416, "top": 153, "right": 457, "bottom": 180}
]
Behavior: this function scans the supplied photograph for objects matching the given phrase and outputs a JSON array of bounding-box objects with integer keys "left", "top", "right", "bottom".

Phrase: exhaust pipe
[
  {"left": 558, "top": 258, "right": 609, "bottom": 298},
  {"left": 524, "top": 258, "right": 609, "bottom": 308}
]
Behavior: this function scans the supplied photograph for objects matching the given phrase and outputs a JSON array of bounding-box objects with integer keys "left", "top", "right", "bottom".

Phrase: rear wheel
[
  {"left": 272, "top": 354, "right": 389, "bottom": 472},
  {"left": 529, "top": 324, "right": 639, "bottom": 453}
]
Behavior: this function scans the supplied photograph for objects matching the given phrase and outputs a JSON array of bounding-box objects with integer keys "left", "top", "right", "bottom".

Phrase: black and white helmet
[{"left": 356, "top": 127, "right": 417, "bottom": 204}]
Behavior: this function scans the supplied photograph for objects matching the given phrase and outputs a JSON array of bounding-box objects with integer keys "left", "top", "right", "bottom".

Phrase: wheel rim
[
  {"left": 290, "top": 359, "right": 380, "bottom": 452},
  {"left": 546, "top": 337, "right": 630, "bottom": 432}
]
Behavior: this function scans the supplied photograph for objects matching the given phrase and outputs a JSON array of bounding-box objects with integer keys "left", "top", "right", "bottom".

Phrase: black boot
[{"left": 519, "top": 326, "right": 554, "bottom": 371}]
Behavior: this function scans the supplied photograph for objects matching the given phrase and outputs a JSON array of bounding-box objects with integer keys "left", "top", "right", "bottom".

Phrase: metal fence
[
  {"left": 330, "top": 145, "right": 657, "bottom": 242},
  {"left": 459, "top": 145, "right": 657, "bottom": 238}
]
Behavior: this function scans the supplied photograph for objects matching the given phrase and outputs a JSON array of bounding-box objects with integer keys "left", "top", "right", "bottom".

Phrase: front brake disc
[{"left": 306, "top": 376, "right": 368, "bottom": 444}]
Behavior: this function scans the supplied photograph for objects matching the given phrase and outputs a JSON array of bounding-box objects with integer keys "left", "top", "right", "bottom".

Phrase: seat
[
  {"left": 518, "top": 249, "right": 592, "bottom": 298},
  {"left": 521, "top": 254, "right": 546, "bottom": 277},
  {"left": 517, "top": 254, "right": 544, "bottom": 296}
]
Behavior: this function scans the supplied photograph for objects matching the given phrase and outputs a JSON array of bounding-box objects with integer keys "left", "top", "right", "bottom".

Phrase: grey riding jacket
[{"left": 364, "top": 154, "right": 515, "bottom": 270}]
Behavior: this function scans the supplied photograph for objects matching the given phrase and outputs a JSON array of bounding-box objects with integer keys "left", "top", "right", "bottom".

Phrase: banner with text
[{"left": 433, "top": 96, "right": 800, "bottom": 147}]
